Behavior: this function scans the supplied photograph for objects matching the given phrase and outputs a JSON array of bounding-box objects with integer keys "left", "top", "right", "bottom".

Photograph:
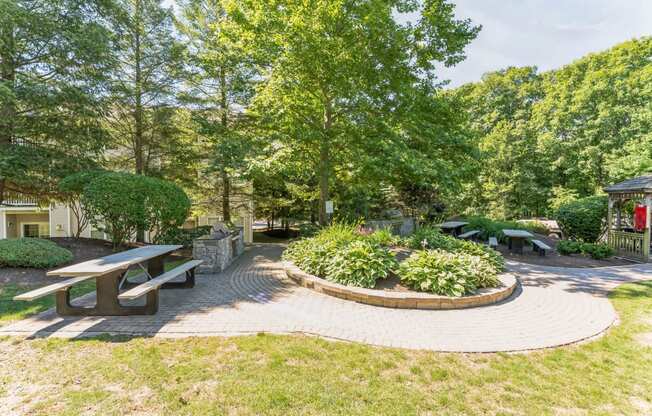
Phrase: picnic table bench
[
  {"left": 458, "top": 230, "right": 480, "bottom": 240},
  {"left": 502, "top": 229, "right": 534, "bottom": 254},
  {"left": 531, "top": 239, "right": 552, "bottom": 256},
  {"left": 14, "top": 245, "right": 202, "bottom": 316},
  {"left": 438, "top": 221, "right": 469, "bottom": 237}
]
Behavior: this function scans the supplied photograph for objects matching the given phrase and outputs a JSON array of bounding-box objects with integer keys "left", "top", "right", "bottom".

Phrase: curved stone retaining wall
[{"left": 284, "top": 261, "right": 518, "bottom": 310}]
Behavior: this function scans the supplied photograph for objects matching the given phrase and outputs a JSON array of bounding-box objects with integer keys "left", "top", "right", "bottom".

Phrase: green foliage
[
  {"left": 153, "top": 226, "right": 213, "bottom": 248},
  {"left": 557, "top": 239, "right": 614, "bottom": 260},
  {"left": 81, "top": 173, "right": 191, "bottom": 246},
  {"left": 0, "top": 0, "right": 112, "bottom": 201},
  {"left": 283, "top": 223, "right": 396, "bottom": 288},
  {"left": 555, "top": 196, "right": 608, "bottom": 243},
  {"left": 238, "top": 0, "right": 480, "bottom": 224},
  {"left": 0, "top": 238, "right": 73, "bottom": 268},
  {"left": 365, "top": 228, "right": 400, "bottom": 247},
  {"left": 324, "top": 240, "right": 398, "bottom": 288},
  {"left": 454, "top": 37, "right": 652, "bottom": 217},
  {"left": 463, "top": 216, "right": 547, "bottom": 242},
  {"left": 557, "top": 240, "right": 583, "bottom": 255},
  {"left": 580, "top": 243, "right": 615, "bottom": 260},
  {"left": 397, "top": 250, "right": 499, "bottom": 297},
  {"left": 298, "top": 223, "right": 320, "bottom": 238},
  {"left": 407, "top": 226, "right": 505, "bottom": 272}
]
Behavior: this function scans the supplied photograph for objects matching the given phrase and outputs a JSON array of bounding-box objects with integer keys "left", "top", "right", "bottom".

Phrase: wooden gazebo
[{"left": 604, "top": 175, "right": 652, "bottom": 261}]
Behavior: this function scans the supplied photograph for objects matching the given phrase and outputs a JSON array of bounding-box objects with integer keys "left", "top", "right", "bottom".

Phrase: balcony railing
[{"left": 2, "top": 197, "right": 39, "bottom": 207}]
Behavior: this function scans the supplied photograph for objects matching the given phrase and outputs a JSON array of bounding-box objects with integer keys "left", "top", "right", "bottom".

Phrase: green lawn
[
  {"left": 0, "top": 259, "right": 188, "bottom": 325},
  {"left": 1, "top": 281, "right": 651, "bottom": 415}
]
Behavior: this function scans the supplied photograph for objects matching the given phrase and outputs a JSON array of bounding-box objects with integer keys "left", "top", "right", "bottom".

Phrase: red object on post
[{"left": 634, "top": 204, "right": 647, "bottom": 231}]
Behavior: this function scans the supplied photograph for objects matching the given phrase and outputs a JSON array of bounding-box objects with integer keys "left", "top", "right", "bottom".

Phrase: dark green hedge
[
  {"left": 0, "top": 238, "right": 73, "bottom": 268},
  {"left": 555, "top": 196, "right": 608, "bottom": 243}
]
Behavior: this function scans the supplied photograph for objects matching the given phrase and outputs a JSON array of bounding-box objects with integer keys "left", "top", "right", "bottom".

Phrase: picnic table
[
  {"left": 502, "top": 229, "right": 534, "bottom": 254},
  {"left": 438, "top": 221, "right": 469, "bottom": 237},
  {"left": 15, "top": 245, "right": 202, "bottom": 316}
]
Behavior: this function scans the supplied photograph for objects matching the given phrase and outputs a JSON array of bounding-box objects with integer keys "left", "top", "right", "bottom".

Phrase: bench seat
[
  {"left": 458, "top": 230, "right": 480, "bottom": 240},
  {"left": 531, "top": 239, "right": 551, "bottom": 256},
  {"left": 13, "top": 275, "right": 95, "bottom": 301},
  {"left": 118, "top": 260, "right": 203, "bottom": 301},
  {"left": 488, "top": 237, "right": 498, "bottom": 248}
]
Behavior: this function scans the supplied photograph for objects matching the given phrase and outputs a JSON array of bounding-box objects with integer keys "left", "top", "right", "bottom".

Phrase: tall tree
[
  {"left": 231, "top": 0, "right": 479, "bottom": 225},
  {"left": 0, "top": 0, "right": 111, "bottom": 202},
  {"left": 105, "top": 0, "right": 182, "bottom": 176},
  {"left": 176, "top": 0, "right": 258, "bottom": 222}
]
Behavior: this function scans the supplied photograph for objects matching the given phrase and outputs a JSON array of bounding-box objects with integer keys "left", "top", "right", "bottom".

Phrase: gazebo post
[{"left": 645, "top": 194, "right": 651, "bottom": 260}]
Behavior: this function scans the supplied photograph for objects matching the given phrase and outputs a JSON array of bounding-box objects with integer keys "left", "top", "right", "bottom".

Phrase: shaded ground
[
  {"left": 253, "top": 230, "right": 294, "bottom": 244},
  {"left": 496, "top": 233, "right": 634, "bottom": 268}
]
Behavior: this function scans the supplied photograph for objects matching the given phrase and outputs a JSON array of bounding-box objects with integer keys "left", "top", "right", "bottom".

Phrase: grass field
[{"left": 1, "top": 281, "right": 651, "bottom": 415}]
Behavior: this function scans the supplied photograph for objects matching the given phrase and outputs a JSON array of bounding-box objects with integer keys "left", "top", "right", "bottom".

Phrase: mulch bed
[{"left": 495, "top": 233, "right": 634, "bottom": 268}]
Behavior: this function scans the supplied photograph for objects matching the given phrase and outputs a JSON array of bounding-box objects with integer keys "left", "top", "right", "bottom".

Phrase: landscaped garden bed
[{"left": 282, "top": 223, "right": 517, "bottom": 309}]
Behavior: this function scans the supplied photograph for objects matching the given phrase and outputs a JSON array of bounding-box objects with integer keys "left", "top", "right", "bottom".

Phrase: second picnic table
[
  {"left": 438, "top": 221, "right": 469, "bottom": 237},
  {"left": 502, "top": 229, "right": 534, "bottom": 254}
]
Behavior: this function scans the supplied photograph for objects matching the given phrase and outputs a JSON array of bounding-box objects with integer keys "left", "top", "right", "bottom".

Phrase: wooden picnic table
[
  {"left": 502, "top": 229, "right": 534, "bottom": 254},
  {"left": 47, "top": 245, "right": 183, "bottom": 316},
  {"left": 438, "top": 221, "right": 469, "bottom": 237}
]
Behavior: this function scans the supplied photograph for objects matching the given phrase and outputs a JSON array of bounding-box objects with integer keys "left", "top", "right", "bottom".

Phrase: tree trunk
[
  {"left": 218, "top": 66, "right": 231, "bottom": 224},
  {"left": 0, "top": 20, "right": 16, "bottom": 203},
  {"left": 221, "top": 169, "right": 231, "bottom": 223},
  {"left": 318, "top": 99, "right": 333, "bottom": 226},
  {"left": 134, "top": 0, "right": 145, "bottom": 242}
]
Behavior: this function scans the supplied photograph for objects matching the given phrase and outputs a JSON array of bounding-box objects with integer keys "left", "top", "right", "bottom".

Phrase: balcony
[{"left": 2, "top": 197, "right": 39, "bottom": 207}]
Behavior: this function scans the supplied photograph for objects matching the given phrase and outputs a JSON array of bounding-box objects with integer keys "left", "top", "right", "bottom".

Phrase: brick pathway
[{"left": 2, "top": 244, "right": 651, "bottom": 352}]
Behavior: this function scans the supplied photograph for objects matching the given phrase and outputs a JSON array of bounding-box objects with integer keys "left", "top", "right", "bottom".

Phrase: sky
[
  {"left": 164, "top": 0, "right": 652, "bottom": 88},
  {"left": 436, "top": 0, "right": 652, "bottom": 87}
]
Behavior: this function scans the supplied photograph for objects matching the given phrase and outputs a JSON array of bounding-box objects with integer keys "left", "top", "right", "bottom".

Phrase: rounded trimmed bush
[
  {"left": 555, "top": 196, "right": 608, "bottom": 243},
  {"left": 0, "top": 238, "right": 73, "bottom": 268},
  {"left": 397, "top": 249, "right": 499, "bottom": 297}
]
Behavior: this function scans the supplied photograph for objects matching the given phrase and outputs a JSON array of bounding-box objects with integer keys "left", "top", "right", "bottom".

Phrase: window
[{"left": 22, "top": 223, "right": 49, "bottom": 238}]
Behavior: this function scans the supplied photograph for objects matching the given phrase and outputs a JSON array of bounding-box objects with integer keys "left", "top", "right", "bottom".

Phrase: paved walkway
[{"left": 2, "top": 244, "right": 651, "bottom": 352}]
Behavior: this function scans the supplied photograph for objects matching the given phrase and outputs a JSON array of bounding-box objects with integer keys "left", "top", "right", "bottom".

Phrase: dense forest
[
  {"left": 1, "top": 0, "right": 650, "bottom": 225},
  {"left": 454, "top": 37, "right": 652, "bottom": 219}
]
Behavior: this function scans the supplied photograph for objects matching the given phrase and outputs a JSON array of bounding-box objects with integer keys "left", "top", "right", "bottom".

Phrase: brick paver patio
[{"left": 2, "top": 244, "right": 651, "bottom": 352}]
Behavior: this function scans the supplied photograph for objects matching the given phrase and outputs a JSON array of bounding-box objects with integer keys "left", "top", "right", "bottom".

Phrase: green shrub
[
  {"left": 154, "top": 226, "right": 213, "bottom": 248},
  {"left": 407, "top": 227, "right": 458, "bottom": 250},
  {"left": 455, "top": 239, "right": 506, "bottom": 272},
  {"left": 397, "top": 250, "right": 499, "bottom": 297},
  {"left": 557, "top": 240, "right": 582, "bottom": 255},
  {"left": 298, "top": 222, "right": 320, "bottom": 238},
  {"left": 407, "top": 227, "right": 505, "bottom": 272},
  {"left": 283, "top": 223, "right": 361, "bottom": 277},
  {"left": 365, "top": 228, "right": 400, "bottom": 247},
  {"left": 81, "top": 172, "right": 191, "bottom": 246},
  {"left": 555, "top": 195, "right": 608, "bottom": 243},
  {"left": 0, "top": 238, "right": 73, "bottom": 268},
  {"left": 464, "top": 216, "right": 548, "bottom": 242},
  {"left": 580, "top": 242, "right": 615, "bottom": 260},
  {"left": 324, "top": 240, "right": 398, "bottom": 288},
  {"left": 557, "top": 239, "right": 614, "bottom": 260},
  {"left": 283, "top": 223, "right": 397, "bottom": 288}
]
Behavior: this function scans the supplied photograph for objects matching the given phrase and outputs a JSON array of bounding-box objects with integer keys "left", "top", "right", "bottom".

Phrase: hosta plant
[
  {"left": 398, "top": 249, "right": 499, "bottom": 297},
  {"left": 325, "top": 240, "right": 398, "bottom": 288}
]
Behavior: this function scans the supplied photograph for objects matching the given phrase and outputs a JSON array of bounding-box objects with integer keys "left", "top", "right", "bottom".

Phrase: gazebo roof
[{"left": 604, "top": 175, "right": 652, "bottom": 193}]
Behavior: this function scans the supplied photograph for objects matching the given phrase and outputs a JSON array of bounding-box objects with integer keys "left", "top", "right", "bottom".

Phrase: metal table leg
[{"left": 56, "top": 269, "right": 159, "bottom": 316}]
